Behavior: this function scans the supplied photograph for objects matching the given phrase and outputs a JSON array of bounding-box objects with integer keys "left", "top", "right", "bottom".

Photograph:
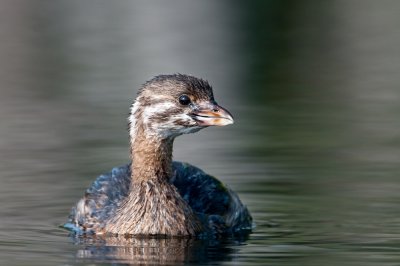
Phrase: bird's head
[{"left": 129, "top": 74, "right": 234, "bottom": 140}]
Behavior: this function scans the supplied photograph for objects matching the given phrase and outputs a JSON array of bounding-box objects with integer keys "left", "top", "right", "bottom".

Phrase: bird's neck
[{"left": 129, "top": 125, "right": 174, "bottom": 182}]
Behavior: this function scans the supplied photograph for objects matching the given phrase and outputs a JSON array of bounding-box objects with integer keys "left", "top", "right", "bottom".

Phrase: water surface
[{"left": 1, "top": 1, "right": 400, "bottom": 265}]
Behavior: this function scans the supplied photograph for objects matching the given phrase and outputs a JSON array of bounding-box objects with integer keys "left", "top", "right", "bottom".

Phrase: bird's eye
[{"left": 178, "top": 95, "right": 191, "bottom": 105}]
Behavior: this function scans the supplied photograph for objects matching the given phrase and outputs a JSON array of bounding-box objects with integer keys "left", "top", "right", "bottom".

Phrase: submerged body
[{"left": 65, "top": 74, "right": 252, "bottom": 237}]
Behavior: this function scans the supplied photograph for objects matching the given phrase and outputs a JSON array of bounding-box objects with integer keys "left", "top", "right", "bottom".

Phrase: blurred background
[{"left": 1, "top": 0, "right": 400, "bottom": 265}]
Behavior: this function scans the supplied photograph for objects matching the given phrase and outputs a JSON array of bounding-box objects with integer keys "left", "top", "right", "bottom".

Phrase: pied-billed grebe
[{"left": 64, "top": 74, "right": 252, "bottom": 237}]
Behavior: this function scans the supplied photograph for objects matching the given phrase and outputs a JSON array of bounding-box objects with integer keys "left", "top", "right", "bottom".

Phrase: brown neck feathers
[{"left": 130, "top": 125, "right": 173, "bottom": 182}]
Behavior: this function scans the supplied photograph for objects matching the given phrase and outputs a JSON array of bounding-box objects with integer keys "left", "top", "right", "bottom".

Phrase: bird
[{"left": 64, "top": 74, "right": 252, "bottom": 237}]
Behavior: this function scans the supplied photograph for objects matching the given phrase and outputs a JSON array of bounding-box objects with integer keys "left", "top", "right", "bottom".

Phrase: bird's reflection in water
[{"left": 72, "top": 233, "right": 250, "bottom": 265}]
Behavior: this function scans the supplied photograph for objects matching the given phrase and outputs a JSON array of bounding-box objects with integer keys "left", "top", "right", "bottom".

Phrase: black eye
[{"left": 178, "top": 95, "right": 191, "bottom": 105}]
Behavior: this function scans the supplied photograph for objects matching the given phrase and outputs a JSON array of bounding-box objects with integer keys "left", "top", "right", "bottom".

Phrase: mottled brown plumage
[
  {"left": 65, "top": 74, "right": 252, "bottom": 237},
  {"left": 105, "top": 124, "right": 202, "bottom": 235}
]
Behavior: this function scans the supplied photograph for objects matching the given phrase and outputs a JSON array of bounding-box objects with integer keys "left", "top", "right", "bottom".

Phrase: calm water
[{"left": 1, "top": 1, "right": 400, "bottom": 265}]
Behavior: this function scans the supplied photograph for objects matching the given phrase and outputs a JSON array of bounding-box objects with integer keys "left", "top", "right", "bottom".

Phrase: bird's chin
[
  {"left": 182, "top": 126, "right": 204, "bottom": 134},
  {"left": 164, "top": 126, "right": 203, "bottom": 138}
]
